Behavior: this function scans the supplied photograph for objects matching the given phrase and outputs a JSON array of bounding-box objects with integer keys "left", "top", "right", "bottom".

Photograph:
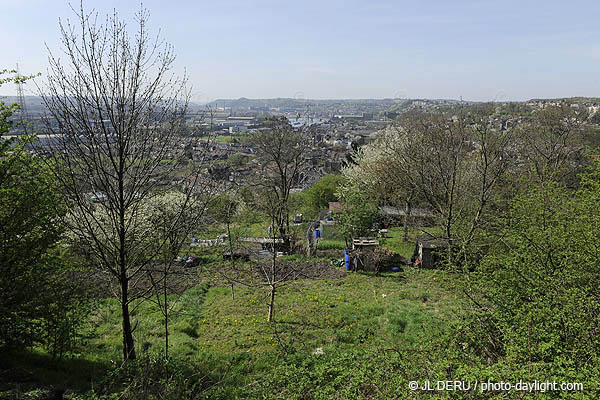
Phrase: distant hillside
[
  {"left": 526, "top": 97, "right": 600, "bottom": 104},
  {"left": 206, "top": 97, "right": 406, "bottom": 109},
  {"left": 1, "top": 96, "right": 46, "bottom": 116}
]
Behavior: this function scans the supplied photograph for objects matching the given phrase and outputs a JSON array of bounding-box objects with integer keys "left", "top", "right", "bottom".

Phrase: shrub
[{"left": 455, "top": 174, "right": 600, "bottom": 394}]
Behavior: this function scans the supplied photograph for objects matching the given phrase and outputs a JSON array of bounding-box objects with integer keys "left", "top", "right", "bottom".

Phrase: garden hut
[{"left": 413, "top": 233, "right": 449, "bottom": 269}]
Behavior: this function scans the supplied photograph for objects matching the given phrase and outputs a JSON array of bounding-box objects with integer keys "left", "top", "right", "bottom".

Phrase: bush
[{"left": 455, "top": 173, "right": 600, "bottom": 394}]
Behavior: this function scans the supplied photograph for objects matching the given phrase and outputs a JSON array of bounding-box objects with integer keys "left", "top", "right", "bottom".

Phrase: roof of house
[{"left": 416, "top": 233, "right": 449, "bottom": 249}]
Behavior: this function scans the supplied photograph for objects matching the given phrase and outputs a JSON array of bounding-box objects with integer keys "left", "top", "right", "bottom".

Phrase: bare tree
[
  {"left": 209, "top": 185, "right": 311, "bottom": 323},
  {"left": 251, "top": 117, "right": 310, "bottom": 321},
  {"left": 224, "top": 224, "right": 311, "bottom": 323},
  {"left": 211, "top": 117, "right": 311, "bottom": 323},
  {"left": 207, "top": 191, "right": 241, "bottom": 299},
  {"left": 459, "top": 106, "right": 513, "bottom": 253},
  {"left": 250, "top": 116, "right": 310, "bottom": 248},
  {"left": 516, "top": 104, "right": 585, "bottom": 185},
  {"left": 337, "top": 107, "right": 509, "bottom": 265},
  {"left": 400, "top": 107, "right": 513, "bottom": 259},
  {"left": 145, "top": 192, "right": 212, "bottom": 363},
  {"left": 38, "top": 5, "right": 208, "bottom": 361},
  {"left": 400, "top": 112, "right": 471, "bottom": 243}
]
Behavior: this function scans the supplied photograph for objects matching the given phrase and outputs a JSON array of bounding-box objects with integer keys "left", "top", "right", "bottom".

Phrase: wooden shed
[{"left": 413, "top": 233, "right": 449, "bottom": 269}]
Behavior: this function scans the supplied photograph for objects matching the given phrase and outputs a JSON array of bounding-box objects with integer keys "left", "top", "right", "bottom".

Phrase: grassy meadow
[{"left": 3, "top": 266, "right": 468, "bottom": 399}]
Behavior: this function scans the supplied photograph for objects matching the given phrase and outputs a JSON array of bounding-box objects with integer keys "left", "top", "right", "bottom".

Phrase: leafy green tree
[
  {"left": 457, "top": 166, "right": 600, "bottom": 387},
  {"left": 0, "top": 70, "right": 76, "bottom": 354},
  {"left": 0, "top": 71, "right": 21, "bottom": 133},
  {"left": 335, "top": 188, "right": 378, "bottom": 247},
  {"left": 301, "top": 174, "right": 343, "bottom": 218},
  {"left": 226, "top": 153, "right": 249, "bottom": 168}
]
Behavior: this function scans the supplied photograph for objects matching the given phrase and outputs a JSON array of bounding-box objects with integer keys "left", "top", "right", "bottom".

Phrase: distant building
[
  {"left": 333, "top": 114, "right": 368, "bottom": 120},
  {"left": 227, "top": 116, "right": 256, "bottom": 122},
  {"left": 229, "top": 125, "right": 248, "bottom": 134}
]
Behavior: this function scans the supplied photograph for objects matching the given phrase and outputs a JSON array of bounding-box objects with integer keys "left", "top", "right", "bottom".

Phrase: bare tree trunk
[
  {"left": 159, "top": 269, "right": 169, "bottom": 390},
  {"left": 268, "top": 214, "right": 277, "bottom": 322},
  {"left": 226, "top": 219, "right": 235, "bottom": 300},
  {"left": 267, "top": 285, "right": 275, "bottom": 322},
  {"left": 120, "top": 277, "right": 136, "bottom": 361},
  {"left": 164, "top": 276, "right": 169, "bottom": 388},
  {"left": 164, "top": 280, "right": 169, "bottom": 361},
  {"left": 403, "top": 198, "right": 412, "bottom": 242}
]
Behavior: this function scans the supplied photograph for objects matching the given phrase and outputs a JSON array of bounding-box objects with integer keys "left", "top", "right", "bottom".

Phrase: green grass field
[
  {"left": 197, "top": 135, "right": 238, "bottom": 144},
  {"left": 4, "top": 267, "right": 466, "bottom": 399},
  {"left": 3, "top": 221, "right": 465, "bottom": 399}
]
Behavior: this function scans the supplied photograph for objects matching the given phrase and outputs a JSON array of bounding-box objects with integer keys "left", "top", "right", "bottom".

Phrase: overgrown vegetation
[
  {"left": 0, "top": 70, "right": 86, "bottom": 359},
  {"left": 3, "top": 270, "right": 467, "bottom": 399}
]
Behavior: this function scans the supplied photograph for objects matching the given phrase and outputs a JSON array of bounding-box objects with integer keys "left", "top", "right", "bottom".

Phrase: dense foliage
[
  {"left": 0, "top": 72, "right": 82, "bottom": 357},
  {"left": 452, "top": 168, "right": 600, "bottom": 394},
  {"left": 299, "top": 173, "right": 343, "bottom": 218}
]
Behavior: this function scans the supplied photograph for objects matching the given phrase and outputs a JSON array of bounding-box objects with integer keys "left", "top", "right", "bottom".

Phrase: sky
[{"left": 1, "top": 0, "right": 600, "bottom": 102}]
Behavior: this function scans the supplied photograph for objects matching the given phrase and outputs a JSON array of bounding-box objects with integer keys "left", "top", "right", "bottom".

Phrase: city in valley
[{"left": 1, "top": 1, "right": 599, "bottom": 399}]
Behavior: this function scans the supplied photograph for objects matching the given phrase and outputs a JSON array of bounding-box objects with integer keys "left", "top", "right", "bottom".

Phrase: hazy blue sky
[{"left": 1, "top": 0, "right": 599, "bottom": 101}]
